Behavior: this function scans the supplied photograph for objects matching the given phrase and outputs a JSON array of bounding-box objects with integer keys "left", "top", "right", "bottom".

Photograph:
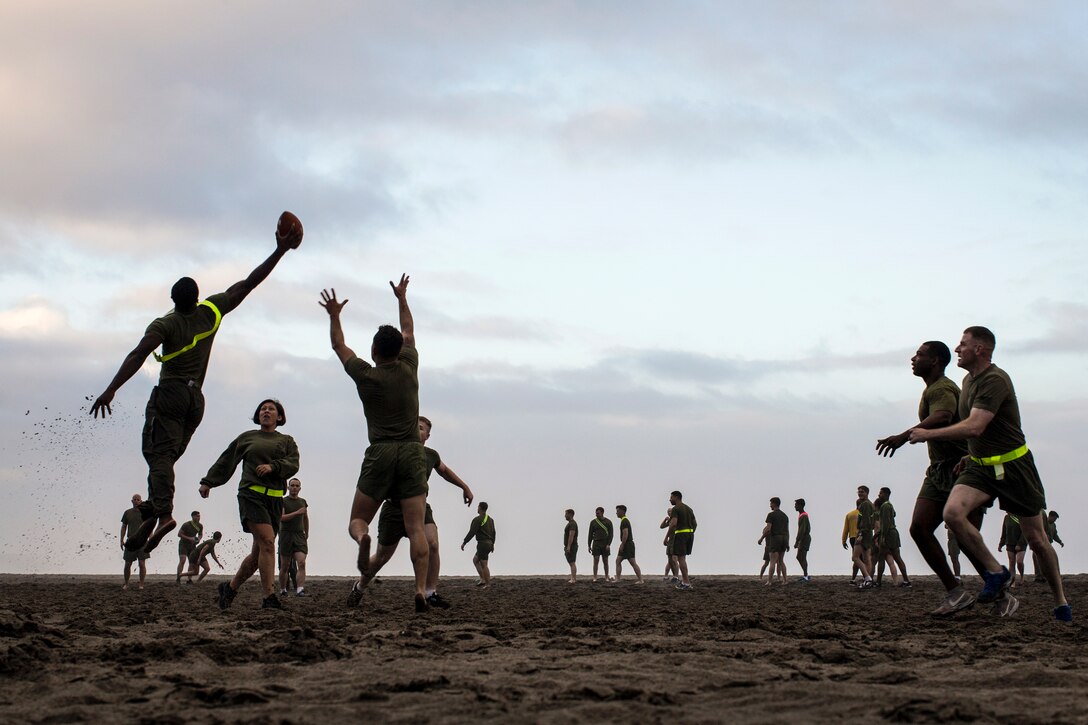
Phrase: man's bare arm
[
  {"left": 222, "top": 218, "right": 298, "bottom": 310},
  {"left": 876, "top": 409, "right": 954, "bottom": 457},
  {"left": 390, "top": 274, "right": 414, "bottom": 348},
  {"left": 436, "top": 462, "right": 473, "bottom": 505},
  {"left": 319, "top": 289, "right": 357, "bottom": 364},
  {"left": 910, "top": 407, "right": 995, "bottom": 444},
  {"left": 90, "top": 332, "right": 164, "bottom": 418}
]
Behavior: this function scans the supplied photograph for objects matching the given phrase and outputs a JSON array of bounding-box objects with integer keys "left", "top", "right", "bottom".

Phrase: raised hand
[
  {"left": 390, "top": 274, "right": 410, "bottom": 299},
  {"left": 319, "top": 288, "right": 349, "bottom": 316}
]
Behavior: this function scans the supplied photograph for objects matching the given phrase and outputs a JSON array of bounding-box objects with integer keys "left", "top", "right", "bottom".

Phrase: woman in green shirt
[{"left": 199, "top": 399, "right": 300, "bottom": 610}]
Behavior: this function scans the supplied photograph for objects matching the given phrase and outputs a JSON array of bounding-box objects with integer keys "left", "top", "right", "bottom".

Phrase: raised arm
[
  {"left": 319, "top": 288, "right": 357, "bottom": 364},
  {"left": 436, "top": 462, "right": 474, "bottom": 505},
  {"left": 390, "top": 274, "right": 414, "bottom": 349},
  {"left": 222, "top": 214, "right": 300, "bottom": 310},
  {"left": 90, "top": 332, "right": 164, "bottom": 418}
]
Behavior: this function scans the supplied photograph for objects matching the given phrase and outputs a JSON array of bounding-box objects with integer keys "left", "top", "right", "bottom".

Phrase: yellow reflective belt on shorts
[
  {"left": 154, "top": 300, "right": 222, "bottom": 363},
  {"left": 674, "top": 528, "right": 694, "bottom": 534},
  {"left": 970, "top": 443, "right": 1028, "bottom": 481},
  {"left": 247, "top": 484, "right": 285, "bottom": 498}
]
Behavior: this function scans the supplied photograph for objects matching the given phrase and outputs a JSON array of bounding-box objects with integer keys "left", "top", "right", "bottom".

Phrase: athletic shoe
[
  {"left": 346, "top": 582, "right": 363, "bottom": 608},
  {"left": 797, "top": 576, "right": 811, "bottom": 583},
  {"left": 426, "top": 592, "right": 451, "bottom": 609},
  {"left": 475, "top": 580, "right": 487, "bottom": 587},
  {"left": 899, "top": 581, "right": 912, "bottom": 588},
  {"left": 675, "top": 582, "right": 693, "bottom": 591},
  {"left": 295, "top": 588, "right": 308, "bottom": 597},
  {"left": 871, "top": 580, "right": 882, "bottom": 589},
  {"left": 857, "top": 580, "right": 874, "bottom": 590},
  {"left": 990, "top": 592, "right": 1019, "bottom": 617},
  {"left": 216, "top": 582, "right": 236, "bottom": 611},
  {"left": 930, "top": 588, "right": 975, "bottom": 616},
  {"left": 670, "top": 576, "right": 680, "bottom": 584},
  {"left": 280, "top": 588, "right": 289, "bottom": 596},
  {"left": 415, "top": 593, "right": 429, "bottom": 613},
  {"left": 1054, "top": 604, "right": 1073, "bottom": 623},
  {"left": 262, "top": 594, "right": 284, "bottom": 610},
  {"left": 977, "top": 567, "right": 1011, "bottom": 604}
]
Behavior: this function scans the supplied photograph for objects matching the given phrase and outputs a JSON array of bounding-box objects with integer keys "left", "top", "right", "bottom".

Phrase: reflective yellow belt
[
  {"left": 674, "top": 528, "right": 694, "bottom": 534},
  {"left": 970, "top": 444, "right": 1028, "bottom": 481},
  {"left": 247, "top": 484, "right": 285, "bottom": 498},
  {"left": 154, "top": 300, "right": 222, "bottom": 363}
]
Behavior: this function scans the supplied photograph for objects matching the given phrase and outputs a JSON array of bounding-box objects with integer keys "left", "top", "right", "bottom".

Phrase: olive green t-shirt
[
  {"left": 588, "top": 517, "right": 614, "bottom": 544},
  {"left": 619, "top": 516, "right": 634, "bottom": 544},
  {"left": 564, "top": 520, "right": 578, "bottom": 547},
  {"left": 193, "top": 539, "right": 217, "bottom": 560},
  {"left": 857, "top": 500, "right": 875, "bottom": 532},
  {"left": 766, "top": 509, "right": 789, "bottom": 537},
  {"left": 179, "top": 520, "right": 203, "bottom": 543},
  {"left": 959, "top": 364, "right": 1026, "bottom": 458},
  {"left": 920, "top": 376, "right": 969, "bottom": 464},
  {"left": 344, "top": 346, "right": 420, "bottom": 443},
  {"left": 672, "top": 503, "right": 697, "bottom": 532},
  {"left": 200, "top": 430, "right": 301, "bottom": 494},
  {"left": 145, "top": 292, "right": 235, "bottom": 385},
  {"left": 121, "top": 507, "right": 144, "bottom": 535},
  {"left": 879, "top": 501, "right": 897, "bottom": 533},
  {"left": 796, "top": 512, "right": 811, "bottom": 541},
  {"left": 463, "top": 513, "right": 496, "bottom": 545},
  {"left": 281, "top": 496, "right": 308, "bottom": 534},
  {"left": 424, "top": 447, "right": 441, "bottom": 481}
]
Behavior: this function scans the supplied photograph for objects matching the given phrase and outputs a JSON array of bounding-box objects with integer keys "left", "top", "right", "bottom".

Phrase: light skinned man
[
  {"left": 176, "top": 511, "right": 203, "bottom": 584},
  {"left": 278, "top": 478, "right": 309, "bottom": 597},
  {"left": 665, "top": 491, "right": 697, "bottom": 590},
  {"left": 587, "top": 507, "right": 614, "bottom": 583},
  {"left": 461, "top": 502, "right": 495, "bottom": 587},
  {"left": 759, "top": 497, "right": 789, "bottom": 585},
  {"left": 120, "top": 494, "right": 150, "bottom": 590},
  {"left": 614, "top": 505, "right": 644, "bottom": 584}
]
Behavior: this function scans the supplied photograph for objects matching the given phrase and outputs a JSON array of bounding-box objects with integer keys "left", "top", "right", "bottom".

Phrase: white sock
[{"left": 425, "top": 589, "right": 435, "bottom": 597}]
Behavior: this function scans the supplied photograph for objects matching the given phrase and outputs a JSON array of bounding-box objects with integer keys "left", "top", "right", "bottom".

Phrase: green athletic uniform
[
  {"left": 344, "top": 348, "right": 427, "bottom": 502},
  {"left": 463, "top": 513, "right": 496, "bottom": 561},
  {"left": 795, "top": 511, "right": 811, "bottom": 552},
  {"left": 376, "top": 447, "right": 441, "bottom": 545},
  {"left": 617, "top": 517, "right": 636, "bottom": 560},
  {"left": 121, "top": 507, "right": 150, "bottom": 562},
  {"left": 856, "top": 500, "right": 875, "bottom": 550},
  {"left": 946, "top": 528, "right": 960, "bottom": 558},
  {"left": 141, "top": 291, "right": 237, "bottom": 517},
  {"left": 877, "top": 501, "right": 900, "bottom": 551},
  {"left": 177, "top": 519, "right": 203, "bottom": 557},
  {"left": 765, "top": 509, "right": 789, "bottom": 553},
  {"left": 189, "top": 538, "right": 217, "bottom": 566},
  {"left": 564, "top": 520, "right": 578, "bottom": 563},
  {"left": 1045, "top": 515, "right": 1063, "bottom": 546},
  {"left": 200, "top": 429, "right": 300, "bottom": 535},
  {"left": 588, "top": 516, "right": 614, "bottom": 556},
  {"left": 671, "top": 503, "right": 697, "bottom": 556},
  {"left": 917, "top": 376, "right": 970, "bottom": 502},
  {"left": 999, "top": 514, "right": 1027, "bottom": 552},
  {"left": 955, "top": 364, "right": 1045, "bottom": 516},
  {"left": 279, "top": 496, "right": 309, "bottom": 556}
]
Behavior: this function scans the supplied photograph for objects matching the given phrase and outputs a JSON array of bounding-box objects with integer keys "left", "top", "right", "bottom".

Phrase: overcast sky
[{"left": 2, "top": 2, "right": 1086, "bottom": 580}]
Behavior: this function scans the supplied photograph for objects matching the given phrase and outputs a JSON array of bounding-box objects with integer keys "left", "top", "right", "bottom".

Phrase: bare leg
[
  {"left": 677, "top": 555, "right": 690, "bottom": 585},
  {"left": 364, "top": 542, "right": 399, "bottom": 585},
  {"left": 943, "top": 486, "right": 1001, "bottom": 574},
  {"left": 852, "top": 544, "right": 872, "bottom": 580},
  {"left": 592, "top": 554, "right": 601, "bottom": 581},
  {"left": 279, "top": 554, "right": 291, "bottom": 592},
  {"left": 891, "top": 549, "right": 910, "bottom": 584},
  {"left": 137, "top": 560, "right": 146, "bottom": 589},
  {"left": 1020, "top": 516, "right": 1067, "bottom": 606},
  {"left": 399, "top": 494, "right": 430, "bottom": 600},
  {"left": 630, "top": 559, "right": 643, "bottom": 583},
  {"left": 294, "top": 552, "right": 307, "bottom": 591},
  {"left": 229, "top": 523, "right": 277, "bottom": 597},
  {"left": 424, "top": 523, "right": 440, "bottom": 593},
  {"left": 348, "top": 490, "right": 381, "bottom": 586},
  {"left": 123, "top": 561, "right": 133, "bottom": 589}
]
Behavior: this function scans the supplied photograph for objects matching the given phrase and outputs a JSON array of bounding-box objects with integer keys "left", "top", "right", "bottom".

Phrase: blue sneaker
[
  {"left": 977, "top": 567, "right": 1010, "bottom": 604},
  {"left": 1055, "top": 604, "right": 1073, "bottom": 623}
]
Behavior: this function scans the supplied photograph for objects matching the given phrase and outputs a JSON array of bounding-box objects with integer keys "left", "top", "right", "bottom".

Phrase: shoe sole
[{"left": 346, "top": 584, "right": 363, "bottom": 608}]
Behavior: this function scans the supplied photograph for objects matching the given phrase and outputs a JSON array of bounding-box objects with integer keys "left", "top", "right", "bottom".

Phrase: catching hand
[{"left": 319, "top": 288, "right": 349, "bottom": 316}]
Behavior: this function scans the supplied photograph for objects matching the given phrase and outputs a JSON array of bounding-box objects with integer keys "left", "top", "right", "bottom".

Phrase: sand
[{"left": 1, "top": 573, "right": 1086, "bottom": 724}]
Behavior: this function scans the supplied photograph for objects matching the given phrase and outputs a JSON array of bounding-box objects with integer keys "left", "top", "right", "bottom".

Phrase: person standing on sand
[
  {"left": 794, "top": 499, "right": 811, "bottom": 582},
  {"left": 660, "top": 508, "right": 678, "bottom": 582},
  {"left": 200, "top": 398, "right": 300, "bottom": 611},
  {"left": 614, "top": 505, "right": 644, "bottom": 584},
  {"left": 759, "top": 498, "right": 789, "bottom": 585},
  {"left": 874, "top": 488, "right": 910, "bottom": 588},
  {"left": 90, "top": 214, "right": 301, "bottom": 556},
  {"left": 1034, "top": 510, "right": 1064, "bottom": 583},
  {"left": 876, "top": 340, "right": 984, "bottom": 614},
  {"left": 321, "top": 277, "right": 432, "bottom": 613},
  {"left": 842, "top": 506, "right": 859, "bottom": 584},
  {"left": 909, "top": 326, "right": 1070, "bottom": 621},
  {"left": 120, "top": 494, "right": 150, "bottom": 590},
  {"left": 278, "top": 478, "right": 309, "bottom": 597},
  {"left": 997, "top": 513, "right": 1027, "bottom": 590},
  {"left": 176, "top": 512, "right": 203, "bottom": 584},
  {"left": 461, "top": 502, "right": 495, "bottom": 587},
  {"left": 946, "top": 524, "right": 963, "bottom": 583},
  {"left": 587, "top": 507, "right": 614, "bottom": 583},
  {"left": 665, "top": 491, "right": 696, "bottom": 590},
  {"left": 852, "top": 487, "right": 875, "bottom": 589},
  {"left": 182, "top": 531, "right": 224, "bottom": 583},
  {"left": 564, "top": 509, "right": 578, "bottom": 584}
]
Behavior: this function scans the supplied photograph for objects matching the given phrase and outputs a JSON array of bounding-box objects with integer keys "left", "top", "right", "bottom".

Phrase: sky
[{"left": 2, "top": 2, "right": 1087, "bottom": 579}]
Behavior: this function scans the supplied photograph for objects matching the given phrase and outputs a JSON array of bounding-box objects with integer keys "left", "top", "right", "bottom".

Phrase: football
[{"left": 276, "top": 211, "right": 304, "bottom": 249}]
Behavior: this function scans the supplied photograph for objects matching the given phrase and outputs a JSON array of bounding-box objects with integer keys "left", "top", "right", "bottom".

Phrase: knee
[{"left": 428, "top": 538, "right": 439, "bottom": 555}]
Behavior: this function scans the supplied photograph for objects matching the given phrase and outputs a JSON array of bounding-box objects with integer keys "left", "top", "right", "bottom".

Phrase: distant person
[
  {"left": 1035, "top": 510, "right": 1065, "bottom": 583},
  {"left": 614, "top": 505, "right": 644, "bottom": 584},
  {"left": 587, "top": 507, "right": 614, "bottom": 583},
  {"left": 852, "top": 487, "right": 875, "bottom": 589},
  {"left": 182, "top": 531, "right": 224, "bottom": 583},
  {"left": 660, "top": 508, "right": 678, "bottom": 582},
  {"left": 91, "top": 214, "right": 300, "bottom": 555},
  {"left": 564, "top": 509, "right": 578, "bottom": 583},
  {"left": 758, "top": 542, "right": 771, "bottom": 583},
  {"left": 759, "top": 497, "right": 789, "bottom": 585},
  {"left": 794, "top": 499, "right": 811, "bottom": 582},
  {"left": 120, "top": 494, "right": 150, "bottom": 590},
  {"left": 876, "top": 340, "right": 983, "bottom": 614},
  {"left": 997, "top": 513, "right": 1027, "bottom": 589},
  {"left": 874, "top": 487, "right": 910, "bottom": 587},
  {"left": 200, "top": 398, "right": 300, "bottom": 611},
  {"left": 321, "top": 278, "right": 431, "bottom": 613},
  {"left": 909, "top": 326, "right": 1069, "bottom": 621},
  {"left": 278, "top": 478, "right": 309, "bottom": 597},
  {"left": 841, "top": 506, "right": 860, "bottom": 584},
  {"left": 665, "top": 491, "right": 697, "bottom": 590},
  {"left": 946, "top": 524, "right": 962, "bottom": 583},
  {"left": 176, "top": 511, "right": 203, "bottom": 584},
  {"left": 461, "top": 502, "right": 495, "bottom": 587}
]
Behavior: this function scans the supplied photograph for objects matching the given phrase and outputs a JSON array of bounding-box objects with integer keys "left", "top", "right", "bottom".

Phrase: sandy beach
[{"left": 1, "top": 573, "right": 1086, "bottom": 723}]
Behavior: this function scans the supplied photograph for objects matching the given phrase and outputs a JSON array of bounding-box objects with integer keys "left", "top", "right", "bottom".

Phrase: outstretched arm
[
  {"left": 910, "top": 407, "right": 994, "bottom": 444},
  {"left": 320, "top": 289, "right": 357, "bottom": 364},
  {"left": 436, "top": 462, "right": 473, "bottom": 505},
  {"left": 877, "top": 409, "right": 954, "bottom": 457},
  {"left": 222, "top": 217, "right": 299, "bottom": 311},
  {"left": 390, "top": 274, "right": 414, "bottom": 349},
  {"left": 90, "top": 332, "right": 164, "bottom": 418}
]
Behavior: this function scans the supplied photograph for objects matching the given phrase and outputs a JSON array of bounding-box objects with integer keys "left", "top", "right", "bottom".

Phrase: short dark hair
[
  {"left": 595, "top": 506, "right": 604, "bottom": 514},
  {"left": 171, "top": 277, "right": 199, "bottom": 309},
  {"left": 289, "top": 478, "right": 301, "bottom": 485},
  {"left": 671, "top": 490, "right": 683, "bottom": 499},
  {"left": 616, "top": 505, "right": 627, "bottom": 514},
  {"left": 795, "top": 498, "right": 805, "bottom": 508},
  {"left": 879, "top": 486, "right": 891, "bottom": 497},
  {"left": 419, "top": 416, "right": 432, "bottom": 431},
  {"left": 923, "top": 340, "right": 952, "bottom": 367},
  {"left": 1050, "top": 510, "right": 1059, "bottom": 519},
  {"left": 565, "top": 508, "right": 574, "bottom": 517},
  {"left": 479, "top": 501, "right": 489, "bottom": 512},
  {"left": 858, "top": 485, "right": 869, "bottom": 495},
  {"left": 770, "top": 497, "right": 781, "bottom": 507},
  {"left": 964, "top": 326, "right": 996, "bottom": 349},
  {"left": 191, "top": 511, "right": 200, "bottom": 517},
  {"left": 373, "top": 325, "right": 404, "bottom": 359},
  {"left": 253, "top": 398, "right": 286, "bottom": 426},
  {"left": 212, "top": 531, "right": 222, "bottom": 540}
]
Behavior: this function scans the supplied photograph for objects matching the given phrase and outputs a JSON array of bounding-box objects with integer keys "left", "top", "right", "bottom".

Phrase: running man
[
  {"left": 842, "top": 506, "right": 859, "bottom": 584},
  {"left": 874, "top": 487, "right": 910, "bottom": 587},
  {"left": 176, "top": 511, "right": 203, "bottom": 584},
  {"left": 852, "top": 487, "right": 875, "bottom": 589},
  {"left": 876, "top": 340, "right": 984, "bottom": 614},
  {"left": 660, "top": 508, "right": 678, "bottom": 582},
  {"left": 279, "top": 478, "right": 309, "bottom": 597},
  {"left": 461, "top": 502, "right": 495, "bottom": 587},
  {"left": 759, "top": 497, "right": 789, "bottom": 585},
  {"left": 564, "top": 509, "right": 578, "bottom": 583},
  {"left": 182, "top": 531, "right": 224, "bottom": 583},
  {"left": 587, "top": 507, "right": 614, "bottom": 583},
  {"left": 120, "top": 494, "right": 150, "bottom": 590},
  {"left": 614, "top": 505, "right": 644, "bottom": 584},
  {"left": 1035, "top": 510, "right": 1065, "bottom": 583},
  {"left": 321, "top": 276, "right": 431, "bottom": 613},
  {"left": 91, "top": 214, "right": 301, "bottom": 554},
  {"left": 909, "top": 326, "right": 1070, "bottom": 621},
  {"left": 665, "top": 491, "right": 696, "bottom": 590},
  {"left": 794, "top": 499, "right": 811, "bottom": 582}
]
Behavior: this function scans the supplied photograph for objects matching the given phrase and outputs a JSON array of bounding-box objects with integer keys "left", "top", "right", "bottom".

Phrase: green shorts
[
  {"left": 475, "top": 540, "right": 493, "bottom": 561},
  {"left": 955, "top": 452, "right": 1045, "bottom": 518},
  {"left": 564, "top": 548, "right": 577, "bottom": 564},
  {"left": 856, "top": 530, "right": 874, "bottom": 551},
  {"left": 665, "top": 539, "right": 674, "bottom": 556},
  {"left": 377, "top": 501, "right": 435, "bottom": 546},
  {"left": 357, "top": 441, "right": 428, "bottom": 503},
  {"left": 766, "top": 534, "right": 788, "bottom": 554},
  {"left": 947, "top": 531, "right": 960, "bottom": 557},
  {"left": 879, "top": 529, "right": 901, "bottom": 551},
  {"left": 238, "top": 488, "right": 283, "bottom": 535},
  {"left": 178, "top": 539, "right": 195, "bottom": 557},
  {"left": 617, "top": 541, "right": 636, "bottom": 561},
  {"left": 762, "top": 543, "right": 770, "bottom": 562},
  {"left": 672, "top": 532, "right": 693, "bottom": 557},
  {"left": 123, "top": 547, "right": 149, "bottom": 563},
  {"left": 590, "top": 540, "right": 610, "bottom": 557},
  {"left": 917, "top": 458, "right": 961, "bottom": 503},
  {"left": 795, "top": 535, "right": 811, "bottom": 553},
  {"left": 278, "top": 531, "right": 308, "bottom": 557}
]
